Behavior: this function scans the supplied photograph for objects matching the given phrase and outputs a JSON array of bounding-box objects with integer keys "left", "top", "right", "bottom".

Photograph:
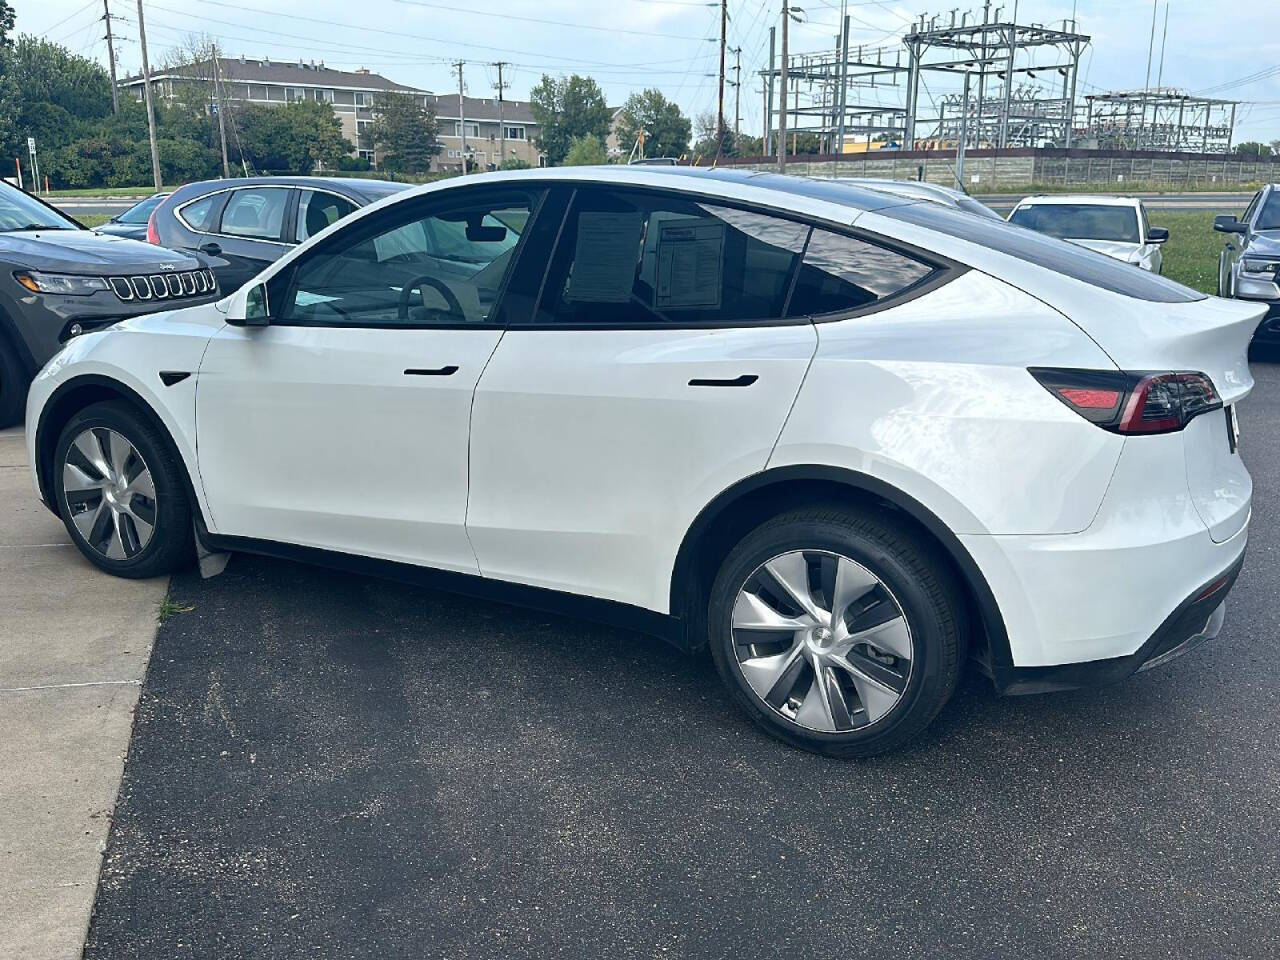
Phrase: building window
[
  {"left": 503, "top": 125, "right": 526, "bottom": 141},
  {"left": 354, "top": 92, "right": 372, "bottom": 107},
  {"left": 315, "top": 88, "right": 335, "bottom": 103},
  {"left": 454, "top": 122, "right": 480, "bottom": 139},
  {"left": 285, "top": 86, "right": 304, "bottom": 101},
  {"left": 358, "top": 149, "right": 375, "bottom": 162}
]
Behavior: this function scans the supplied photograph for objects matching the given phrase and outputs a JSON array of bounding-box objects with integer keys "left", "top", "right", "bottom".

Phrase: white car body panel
[
  {"left": 25, "top": 166, "right": 1254, "bottom": 686},
  {"left": 197, "top": 323, "right": 502, "bottom": 574},
  {"left": 467, "top": 323, "right": 818, "bottom": 611}
]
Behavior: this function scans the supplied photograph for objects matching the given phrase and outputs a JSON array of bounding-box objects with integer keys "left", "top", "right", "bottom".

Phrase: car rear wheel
[
  {"left": 708, "top": 506, "right": 965, "bottom": 757},
  {"left": 0, "top": 340, "right": 25, "bottom": 428},
  {"left": 53, "top": 401, "right": 192, "bottom": 578}
]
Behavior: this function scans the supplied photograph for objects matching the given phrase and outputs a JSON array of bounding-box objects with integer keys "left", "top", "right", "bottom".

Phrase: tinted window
[
  {"left": 1256, "top": 192, "right": 1280, "bottom": 231},
  {"left": 296, "top": 189, "right": 359, "bottom": 242},
  {"left": 117, "top": 193, "right": 167, "bottom": 224},
  {"left": 535, "top": 187, "right": 809, "bottom": 326},
  {"left": 787, "top": 229, "right": 935, "bottom": 317},
  {"left": 219, "top": 188, "right": 288, "bottom": 240},
  {"left": 886, "top": 201, "right": 1204, "bottom": 303},
  {"left": 279, "top": 189, "right": 538, "bottom": 327},
  {"left": 178, "top": 194, "right": 218, "bottom": 232},
  {"left": 1008, "top": 204, "right": 1140, "bottom": 243}
]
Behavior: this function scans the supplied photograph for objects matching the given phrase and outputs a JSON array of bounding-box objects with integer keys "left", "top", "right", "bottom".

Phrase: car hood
[
  {"left": 1245, "top": 231, "right": 1280, "bottom": 257},
  {"left": 1063, "top": 238, "right": 1141, "bottom": 262},
  {"left": 0, "top": 229, "right": 201, "bottom": 273}
]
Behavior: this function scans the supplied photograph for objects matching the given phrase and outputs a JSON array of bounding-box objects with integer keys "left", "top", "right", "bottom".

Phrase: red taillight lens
[
  {"left": 145, "top": 211, "right": 160, "bottom": 245},
  {"left": 1029, "top": 368, "right": 1221, "bottom": 435}
]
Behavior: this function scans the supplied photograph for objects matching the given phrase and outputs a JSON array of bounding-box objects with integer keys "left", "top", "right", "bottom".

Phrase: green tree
[
  {"left": 0, "top": 35, "right": 113, "bottom": 158},
  {"left": 530, "top": 74, "right": 611, "bottom": 165},
  {"left": 1234, "top": 141, "right": 1273, "bottom": 158},
  {"left": 232, "top": 100, "right": 351, "bottom": 174},
  {"left": 563, "top": 133, "right": 608, "bottom": 166},
  {"left": 615, "top": 88, "right": 690, "bottom": 160},
  {"left": 366, "top": 91, "right": 441, "bottom": 173},
  {"left": 0, "top": 1, "right": 15, "bottom": 46}
]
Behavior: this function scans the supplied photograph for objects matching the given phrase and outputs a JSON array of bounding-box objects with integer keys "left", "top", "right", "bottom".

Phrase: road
[{"left": 77, "top": 367, "right": 1280, "bottom": 958}]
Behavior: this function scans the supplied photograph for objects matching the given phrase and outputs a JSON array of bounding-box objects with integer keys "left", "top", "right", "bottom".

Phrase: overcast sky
[{"left": 14, "top": 0, "right": 1280, "bottom": 145}]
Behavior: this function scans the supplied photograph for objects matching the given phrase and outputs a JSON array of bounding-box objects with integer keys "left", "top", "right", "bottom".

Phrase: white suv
[
  {"left": 1008, "top": 194, "right": 1168, "bottom": 272},
  {"left": 26, "top": 168, "right": 1258, "bottom": 756}
]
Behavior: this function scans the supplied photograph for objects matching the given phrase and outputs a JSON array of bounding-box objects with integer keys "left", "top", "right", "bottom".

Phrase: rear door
[
  {"left": 466, "top": 184, "right": 820, "bottom": 612},
  {"left": 212, "top": 186, "right": 293, "bottom": 289}
]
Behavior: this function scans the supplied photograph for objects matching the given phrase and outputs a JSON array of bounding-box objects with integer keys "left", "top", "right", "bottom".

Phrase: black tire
[
  {"left": 53, "top": 400, "right": 193, "bottom": 578},
  {"left": 0, "top": 339, "right": 26, "bottom": 429},
  {"left": 707, "top": 505, "right": 965, "bottom": 758}
]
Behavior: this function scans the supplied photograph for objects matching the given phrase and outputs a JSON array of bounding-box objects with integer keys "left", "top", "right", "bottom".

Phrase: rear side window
[
  {"left": 887, "top": 201, "right": 1204, "bottom": 303},
  {"left": 533, "top": 187, "right": 809, "bottom": 326},
  {"left": 219, "top": 188, "right": 289, "bottom": 240},
  {"left": 177, "top": 194, "right": 218, "bottom": 232},
  {"left": 786, "top": 228, "right": 935, "bottom": 317}
]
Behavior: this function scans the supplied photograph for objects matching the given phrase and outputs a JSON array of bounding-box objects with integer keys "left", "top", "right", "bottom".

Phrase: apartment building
[{"left": 121, "top": 57, "right": 545, "bottom": 171}]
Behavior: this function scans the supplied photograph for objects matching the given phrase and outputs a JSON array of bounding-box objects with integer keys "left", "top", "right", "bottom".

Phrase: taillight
[
  {"left": 146, "top": 211, "right": 160, "bottom": 245},
  {"left": 1029, "top": 367, "right": 1221, "bottom": 435}
]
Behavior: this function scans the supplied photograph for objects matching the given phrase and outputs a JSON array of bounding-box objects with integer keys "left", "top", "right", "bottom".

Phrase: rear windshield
[
  {"left": 117, "top": 193, "right": 167, "bottom": 224},
  {"left": 886, "top": 201, "right": 1204, "bottom": 303},
  {"left": 1009, "top": 203, "right": 1140, "bottom": 243}
]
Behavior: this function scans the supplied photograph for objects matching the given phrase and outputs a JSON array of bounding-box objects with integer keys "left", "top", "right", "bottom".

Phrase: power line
[{"left": 391, "top": 0, "right": 714, "bottom": 41}]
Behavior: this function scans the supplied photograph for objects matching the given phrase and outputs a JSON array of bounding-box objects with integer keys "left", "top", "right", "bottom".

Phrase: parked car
[
  {"left": 1007, "top": 195, "right": 1168, "bottom": 271},
  {"left": 1213, "top": 183, "right": 1280, "bottom": 345},
  {"left": 0, "top": 181, "right": 218, "bottom": 427},
  {"left": 836, "top": 178, "right": 1002, "bottom": 219},
  {"left": 148, "top": 176, "right": 409, "bottom": 290},
  {"left": 95, "top": 193, "right": 169, "bottom": 240},
  {"left": 26, "top": 167, "right": 1257, "bottom": 756}
]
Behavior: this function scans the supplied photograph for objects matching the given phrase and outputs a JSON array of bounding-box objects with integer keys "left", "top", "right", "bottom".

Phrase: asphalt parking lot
[{"left": 77, "top": 366, "right": 1280, "bottom": 959}]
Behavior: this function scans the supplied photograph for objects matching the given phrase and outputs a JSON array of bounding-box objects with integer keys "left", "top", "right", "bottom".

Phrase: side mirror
[
  {"left": 1214, "top": 215, "right": 1248, "bottom": 235},
  {"left": 1147, "top": 227, "right": 1170, "bottom": 244},
  {"left": 227, "top": 282, "right": 270, "bottom": 327}
]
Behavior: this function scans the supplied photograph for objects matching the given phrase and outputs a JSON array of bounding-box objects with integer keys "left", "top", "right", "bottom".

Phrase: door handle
[
  {"left": 404, "top": 365, "right": 459, "bottom": 377},
  {"left": 689, "top": 374, "right": 758, "bottom": 387}
]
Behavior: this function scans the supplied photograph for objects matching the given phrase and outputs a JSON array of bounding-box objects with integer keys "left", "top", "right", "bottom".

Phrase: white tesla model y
[{"left": 26, "top": 167, "right": 1258, "bottom": 756}]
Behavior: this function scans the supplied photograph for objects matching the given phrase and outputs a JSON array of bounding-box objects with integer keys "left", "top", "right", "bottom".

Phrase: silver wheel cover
[
  {"left": 730, "top": 549, "right": 914, "bottom": 733},
  {"left": 61, "top": 427, "right": 157, "bottom": 561}
]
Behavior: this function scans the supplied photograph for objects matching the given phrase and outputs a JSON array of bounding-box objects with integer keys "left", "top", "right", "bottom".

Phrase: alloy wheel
[
  {"left": 730, "top": 549, "right": 914, "bottom": 733},
  {"left": 61, "top": 427, "right": 157, "bottom": 561}
]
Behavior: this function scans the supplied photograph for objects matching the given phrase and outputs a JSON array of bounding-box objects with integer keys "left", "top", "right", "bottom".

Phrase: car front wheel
[
  {"left": 708, "top": 506, "right": 965, "bottom": 757},
  {"left": 53, "top": 400, "right": 192, "bottom": 578}
]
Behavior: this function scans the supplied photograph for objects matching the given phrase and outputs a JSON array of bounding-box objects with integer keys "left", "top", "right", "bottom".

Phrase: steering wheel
[{"left": 398, "top": 274, "right": 466, "bottom": 323}]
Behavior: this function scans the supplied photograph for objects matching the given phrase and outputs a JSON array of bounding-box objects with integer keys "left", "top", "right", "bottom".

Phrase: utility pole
[
  {"left": 136, "top": 0, "right": 162, "bottom": 191},
  {"left": 1143, "top": 0, "right": 1157, "bottom": 91},
  {"left": 765, "top": 25, "right": 775, "bottom": 155},
  {"left": 778, "top": 0, "right": 788, "bottom": 171},
  {"left": 717, "top": 0, "right": 728, "bottom": 146},
  {"left": 102, "top": 0, "right": 119, "bottom": 114},
  {"left": 731, "top": 46, "right": 742, "bottom": 136},
  {"left": 493, "top": 61, "right": 508, "bottom": 169},
  {"left": 836, "top": 12, "right": 850, "bottom": 154},
  {"left": 1155, "top": 1, "right": 1169, "bottom": 92},
  {"left": 213, "top": 46, "right": 230, "bottom": 179},
  {"left": 454, "top": 61, "right": 467, "bottom": 174},
  {"left": 956, "top": 71, "right": 971, "bottom": 190}
]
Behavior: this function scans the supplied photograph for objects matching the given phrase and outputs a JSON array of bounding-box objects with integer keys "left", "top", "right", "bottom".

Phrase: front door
[{"left": 196, "top": 185, "right": 544, "bottom": 573}]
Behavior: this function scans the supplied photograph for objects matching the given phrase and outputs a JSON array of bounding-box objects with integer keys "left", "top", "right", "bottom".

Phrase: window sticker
[
  {"left": 655, "top": 217, "right": 724, "bottom": 310},
  {"left": 565, "top": 211, "right": 644, "bottom": 302}
]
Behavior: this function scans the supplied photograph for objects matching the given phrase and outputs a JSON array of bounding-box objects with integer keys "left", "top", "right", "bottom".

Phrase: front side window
[
  {"left": 219, "top": 188, "right": 289, "bottom": 240},
  {"left": 295, "top": 190, "right": 359, "bottom": 243},
  {"left": 1008, "top": 203, "right": 1141, "bottom": 243},
  {"left": 534, "top": 188, "right": 809, "bottom": 326},
  {"left": 786, "top": 229, "right": 935, "bottom": 317},
  {"left": 278, "top": 189, "right": 538, "bottom": 327}
]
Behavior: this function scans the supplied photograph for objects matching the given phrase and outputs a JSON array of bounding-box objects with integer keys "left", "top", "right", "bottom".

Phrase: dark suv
[
  {"left": 1214, "top": 183, "right": 1280, "bottom": 345},
  {"left": 150, "top": 176, "right": 408, "bottom": 291},
  {"left": 0, "top": 181, "right": 218, "bottom": 426}
]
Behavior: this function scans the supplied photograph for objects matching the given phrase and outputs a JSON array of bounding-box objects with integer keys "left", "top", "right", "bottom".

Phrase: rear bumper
[{"left": 993, "top": 552, "right": 1242, "bottom": 694}]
